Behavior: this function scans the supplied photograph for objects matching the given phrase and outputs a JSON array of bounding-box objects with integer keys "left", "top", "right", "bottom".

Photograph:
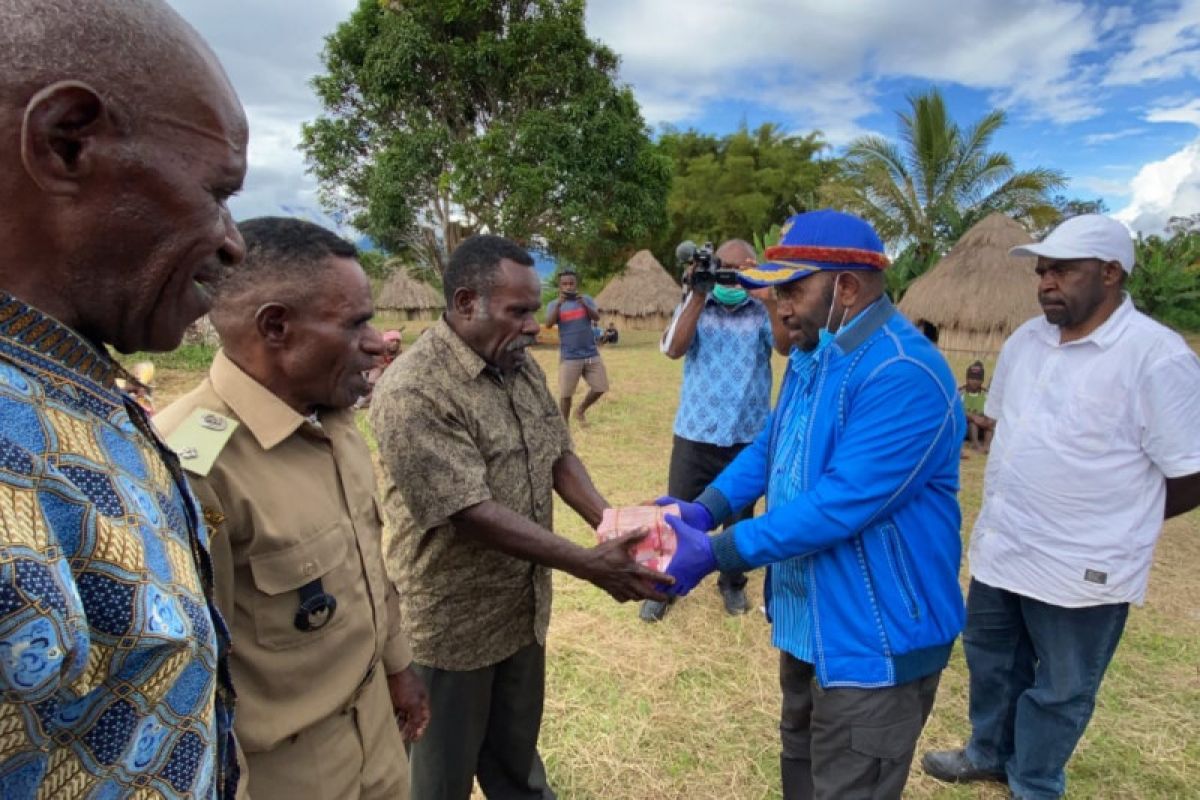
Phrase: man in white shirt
[{"left": 922, "top": 215, "right": 1200, "bottom": 800}]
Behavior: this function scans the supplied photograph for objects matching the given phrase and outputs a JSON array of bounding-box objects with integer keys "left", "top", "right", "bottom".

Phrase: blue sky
[{"left": 170, "top": 0, "right": 1200, "bottom": 236}]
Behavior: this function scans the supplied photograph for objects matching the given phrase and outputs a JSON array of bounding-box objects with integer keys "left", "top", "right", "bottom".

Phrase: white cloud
[
  {"left": 1146, "top": 98, "right": 1200, "bottom": 127},
  {"left": 1083, "top": 127, "right": 1146, "bottom": 145},
  {"left": 588, "top": 0, "right": 1109, "bottom": 133},
  {"left": 1103, "top": 0, "right": 1200, "bottom": 86},
  {"left": 166, "top": 0, "right": 1197, "bottom": 229},
  {"left": 168, "top": 0, "right": 357, "bottom": 219},
  {"left": 1115, "top": 139, "right": 1200, "bottom": 233}
]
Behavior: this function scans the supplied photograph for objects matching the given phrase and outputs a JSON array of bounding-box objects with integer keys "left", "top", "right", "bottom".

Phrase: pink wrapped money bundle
[{"left": 595, "top": 504, "right": 679, "bottom": 572}]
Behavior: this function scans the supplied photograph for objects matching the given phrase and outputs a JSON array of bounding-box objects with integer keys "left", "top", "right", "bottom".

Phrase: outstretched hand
[
  {"left": 582, "top": 528, "right": 673, "bottom": 603},
  {"left": 661, "top": 514, "right": 717, "bottom": 596}
]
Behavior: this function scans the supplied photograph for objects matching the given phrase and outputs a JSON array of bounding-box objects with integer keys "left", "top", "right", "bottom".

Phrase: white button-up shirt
[{"left": 970, "top": 296, "right": 1200, "bottom": 607}]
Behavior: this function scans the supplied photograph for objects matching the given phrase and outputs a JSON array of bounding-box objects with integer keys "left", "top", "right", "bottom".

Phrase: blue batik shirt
[
  {"left": 765, "top": 303, "right": 875, "bottom": 664},
  {"left": 0, "top": 294, "right": 237, "bottom": 799},
  {"left": 671, "top": 295, "right": 774, "bottom": 447}
]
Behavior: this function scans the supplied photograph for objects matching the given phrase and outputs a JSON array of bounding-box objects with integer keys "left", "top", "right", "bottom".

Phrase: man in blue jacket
[{"left": 659, "top": 210, "right": 966, "bottom": 799}]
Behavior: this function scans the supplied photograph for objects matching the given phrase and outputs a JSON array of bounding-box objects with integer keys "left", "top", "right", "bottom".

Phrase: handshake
[{"left": 591, "top": 497, "right": 719, "bottom": 600}]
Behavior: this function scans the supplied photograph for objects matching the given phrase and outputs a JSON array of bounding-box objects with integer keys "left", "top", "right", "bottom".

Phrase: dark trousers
[
  {"left": 668, "top": 434, "right": 753, "bottom": 589},
  {"left": 963, "top": 579, "right": 1129, "bottom": 800},
  {"left": 409, "top": 642, "right": 555, "bottom": 800},
  {"left": 780, "top": 652, "right": 940, "bottom": 800}
]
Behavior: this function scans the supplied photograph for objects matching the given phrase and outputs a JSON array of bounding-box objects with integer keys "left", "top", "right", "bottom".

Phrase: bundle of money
[{"left": 595, "top": 504, "right": 679, "bottom": 572}]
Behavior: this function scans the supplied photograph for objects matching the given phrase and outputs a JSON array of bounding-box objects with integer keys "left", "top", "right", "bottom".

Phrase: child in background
[{"left": 960, "top": 361, "right": 993, "bottom": 454}]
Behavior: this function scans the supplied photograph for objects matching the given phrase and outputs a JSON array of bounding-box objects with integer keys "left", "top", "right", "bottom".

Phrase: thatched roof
[
  {"left": 899, "top": 213, "right": 1041, "bottom": 345},
  {"left": 596, "top": 250, "right": 680, "bottom": 317},
  {"left": 376, "top": 269, "right": 444, "bottom": 311}
]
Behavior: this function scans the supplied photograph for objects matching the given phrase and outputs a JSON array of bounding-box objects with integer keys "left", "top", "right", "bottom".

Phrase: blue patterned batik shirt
[
  {"left": 671, "top": 294, "right": 774, "bottom": 447},
  {"left": 764, "top": 302, "right": 876, "bottom": 665},
  {"left": 0, "top": 294, "right": 237, "bottom": 799}
]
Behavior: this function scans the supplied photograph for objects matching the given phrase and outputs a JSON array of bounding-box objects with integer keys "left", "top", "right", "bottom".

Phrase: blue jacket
[{"left": 697, "top": 297, "right": 966, "bottom": 688}]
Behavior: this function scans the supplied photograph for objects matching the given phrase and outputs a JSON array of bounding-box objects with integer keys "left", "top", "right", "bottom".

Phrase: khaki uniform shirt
[
  {"left": 156, "top": 351, "right": 411, "bottom": 754},
  {"left": 370, "top": 319, "right": 572, "bottom": 671}
]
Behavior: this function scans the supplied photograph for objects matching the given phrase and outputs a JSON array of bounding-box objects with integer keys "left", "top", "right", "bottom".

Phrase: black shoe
[
  {"left": 921, "top": 749, "right": 1007, "bottom": 784},
  {"left": 719, "top": 585, "right": 749, "bottom": 615},
  {"left": 639, "top": 598, "right": 672, "bottom": 623}
]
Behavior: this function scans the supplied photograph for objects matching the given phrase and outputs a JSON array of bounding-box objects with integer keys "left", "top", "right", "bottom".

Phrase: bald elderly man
[{"left": 0, "top": 1, "right": 246, "bottom": 797}]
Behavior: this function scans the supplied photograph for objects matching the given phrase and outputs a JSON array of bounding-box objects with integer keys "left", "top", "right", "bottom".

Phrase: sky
[{"left": 168, "top": 0, "right": 1200, "bottom": 237}]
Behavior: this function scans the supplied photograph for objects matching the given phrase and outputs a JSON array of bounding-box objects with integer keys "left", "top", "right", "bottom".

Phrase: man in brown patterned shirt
[{"left": 370, "top": 234, "right": 670, "bottom": 800}]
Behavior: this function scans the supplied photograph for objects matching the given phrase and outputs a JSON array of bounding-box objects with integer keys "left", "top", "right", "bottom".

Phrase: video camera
[{"left": 675, "top": 240, "right": 741, "bottom": 293}]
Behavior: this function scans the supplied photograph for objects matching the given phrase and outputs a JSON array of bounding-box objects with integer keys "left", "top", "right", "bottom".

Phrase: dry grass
[{"left": 152, "top": 317, "right": 1200, "bottom": 800}]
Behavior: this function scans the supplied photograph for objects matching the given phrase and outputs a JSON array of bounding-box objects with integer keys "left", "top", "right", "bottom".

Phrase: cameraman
[
  {"left": 546, "top": 270, "right": 608, "bottom": 426},
  {"left": 643, "top": 239, "right": 790, "bottom": 621}
]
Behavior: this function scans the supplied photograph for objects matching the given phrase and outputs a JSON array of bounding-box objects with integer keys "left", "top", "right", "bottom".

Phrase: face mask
[
  {"left": 562, "top": 290, "right": 578, "bottom": 300},
  {"left": 711, "top": 284, "right": 748, "bottom": 306},
  {"left": 815, "top": 275, "right": 848, "bottom": 355}
]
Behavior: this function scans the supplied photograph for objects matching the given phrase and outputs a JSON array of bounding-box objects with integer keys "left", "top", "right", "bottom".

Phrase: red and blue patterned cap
[{"left": 738, "top": 210, "right": 890, "bottom": 288}]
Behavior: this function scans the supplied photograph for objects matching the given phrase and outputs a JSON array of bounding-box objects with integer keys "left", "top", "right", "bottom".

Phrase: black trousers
[
  {"left": 667, "top": 434, "right": 754, "bottom": 590},
  {"left": 780, "top": 653, "right": 941, "bottom": 800},
  {"left": 409, "top": 642, "right": 555, "bottom": 800}
]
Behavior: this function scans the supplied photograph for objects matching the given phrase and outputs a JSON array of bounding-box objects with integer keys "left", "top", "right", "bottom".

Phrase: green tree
[
  {"left": 1030, "top": 195, "right": 1109, "bottom": 238},
  {"left": 302, "top": 0, "right": 670, "bottom": 276},
  {"left": 653, "top": 123, "right": 833, "bottom": 275},
  {"left": 826, "top": 88, "right": 1065, "bottom": 286},
  {"left": 356, "top": 249, "right": 394, "bottom": 282},
  {"left": 1129, "top": 223, "right": 1200, "bottom": 331}
]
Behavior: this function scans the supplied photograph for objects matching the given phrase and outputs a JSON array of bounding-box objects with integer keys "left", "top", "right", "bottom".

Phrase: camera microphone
[{"left": 675, "top": 240, "right": 697, "bottom": 265}]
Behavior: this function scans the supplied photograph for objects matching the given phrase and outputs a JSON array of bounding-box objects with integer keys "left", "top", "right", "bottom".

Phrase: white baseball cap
[{"left": 1009, "top": 214, "right": 1136, "bottom": 273}]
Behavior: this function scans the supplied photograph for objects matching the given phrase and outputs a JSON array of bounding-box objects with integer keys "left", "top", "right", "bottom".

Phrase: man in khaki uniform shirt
[
  {"left": 370, "top": 235, "right": 671, "bottom": 799},
  {"left": 158, "top": 217, "right": 428, "bottom": 800}
]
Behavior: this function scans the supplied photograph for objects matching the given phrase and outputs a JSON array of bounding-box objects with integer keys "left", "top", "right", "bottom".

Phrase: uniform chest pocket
[
  {"left": 1063, "top": 392, "right": 1126, "bottom": 456},
  {"left": 248, "top": 521, "right": 349, "bottom": 650}
]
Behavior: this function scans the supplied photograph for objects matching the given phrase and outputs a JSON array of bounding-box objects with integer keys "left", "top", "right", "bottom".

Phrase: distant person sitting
[
  {"left": 546, "top": 270, "right": 608, "bottom": 425},
  {"left": 961, "top": 361, "right": 993, "bottom": 453},
  {"left": 600, "top": 321, "right": 619, "bottom": 345},
  {"left": 358, "top": 327, "right": 403, "bottom": 408}
]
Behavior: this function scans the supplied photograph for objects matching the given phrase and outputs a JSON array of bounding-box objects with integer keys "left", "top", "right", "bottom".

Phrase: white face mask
[{"left": 817, "top": 274, "right": 848, "bottom": 351}]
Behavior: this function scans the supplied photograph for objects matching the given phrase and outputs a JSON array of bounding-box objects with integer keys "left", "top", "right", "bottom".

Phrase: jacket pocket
[
  {"left": 881, "top": 523, "right": 920, "bottom": 619},
  {"left": 248, "top": 521, "right": 349, "bottom": 650}
]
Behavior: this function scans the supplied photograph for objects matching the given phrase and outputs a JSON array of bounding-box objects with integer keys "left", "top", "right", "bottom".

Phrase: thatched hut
[
  {"left": 899, "top": 213, "right": 1042, "bottom": 356},
  {"left": 376, "top": 269, "right": 444, "bottom": 321},
  {"left": 596, "top": 250, "right": 681, "bottom": 331}
]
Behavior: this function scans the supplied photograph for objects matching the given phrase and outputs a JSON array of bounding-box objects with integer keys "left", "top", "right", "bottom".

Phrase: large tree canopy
[
  {"left": 652, "top": 123, "right": 832, "bottom": 273},
  {"left": 302, "top": 0, "right": 670, "bottom": 274}
]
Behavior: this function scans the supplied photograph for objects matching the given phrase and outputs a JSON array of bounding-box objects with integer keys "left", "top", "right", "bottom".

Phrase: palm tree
[{"left": 825, "top": 88, "right": 1065, "bottom": 292}]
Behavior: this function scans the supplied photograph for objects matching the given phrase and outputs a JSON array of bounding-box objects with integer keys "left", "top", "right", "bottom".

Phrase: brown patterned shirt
[{"left": 369, "top": 319, "right": 572, "bottom": 670}]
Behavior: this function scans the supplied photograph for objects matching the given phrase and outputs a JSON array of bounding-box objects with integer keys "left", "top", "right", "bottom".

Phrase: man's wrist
[{"left": 711, "top": 526, "right": 752, "bottom": 573}]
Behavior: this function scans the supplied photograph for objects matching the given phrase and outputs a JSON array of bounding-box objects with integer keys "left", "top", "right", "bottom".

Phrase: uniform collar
[
  {"left": 209, "top": 349, "right": 309, "bottom": 450},
  {"left": 0, "top": 291, "right": 120, "bottom": 392},
  {"left": 831, "top": 295, "right": 892, "bottom": 355},
  {"left": 1032, "top": 293, "right": 1134, "bottom": 350}
]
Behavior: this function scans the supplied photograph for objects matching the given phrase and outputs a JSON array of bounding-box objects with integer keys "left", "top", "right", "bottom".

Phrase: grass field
[{"left": 149, "top": 319, "right": 1200, "bottom": 800}]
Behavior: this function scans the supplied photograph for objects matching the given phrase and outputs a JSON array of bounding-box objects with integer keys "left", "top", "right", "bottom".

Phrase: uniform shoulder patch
[{"left": 164, "top": 408, "right": 239, "bottom": 477}]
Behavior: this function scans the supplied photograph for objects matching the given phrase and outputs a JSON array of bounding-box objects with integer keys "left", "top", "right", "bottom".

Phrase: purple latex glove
[
  {"left": 661, "top": 514, "right": 717, "bottom": 596},
  {"left": 654, "top": 496, "right": 715, "bottom": 532}
]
